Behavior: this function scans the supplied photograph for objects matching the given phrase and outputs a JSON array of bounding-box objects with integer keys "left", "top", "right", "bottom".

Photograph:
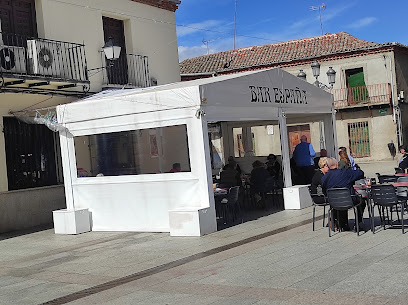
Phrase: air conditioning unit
[
  {"left": 0, "top": 45, "right": 26, "bottom": 74},
  {"left": 27, "top": 39, "right": 71, "bottom": 79}
]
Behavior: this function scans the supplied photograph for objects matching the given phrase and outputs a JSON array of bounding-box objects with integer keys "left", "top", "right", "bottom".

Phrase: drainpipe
[{"left": 389, "top": 56, "right": 402, "bottom": 146}]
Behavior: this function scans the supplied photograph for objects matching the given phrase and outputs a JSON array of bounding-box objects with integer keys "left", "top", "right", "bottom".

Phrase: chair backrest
[
  {"left": 354, "top": 179, "right": 366, "bottom": 185},
  {"left": 397, "top": 176, "right": 408, "bottom": 182},
  {"left": 227, "top": 186, "right": 240, "bottom": 203},
  {"left": 327, "top": 188, "right": 354, "bottom": 209},
  {"left": 378, "top": 175, "right": 397, "bottom": 184},
  {"left": 395, "top": 167, "right": 404, "bottom": 174},
  {"left": 370, "top": 184, "right": 398, "bottom": 205}
]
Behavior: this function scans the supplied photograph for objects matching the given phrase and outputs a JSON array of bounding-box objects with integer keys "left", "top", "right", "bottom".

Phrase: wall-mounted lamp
[
  {"left": 297, "top": 69, "right": 307, "bottom": 81},
  {"left": 102, "top": 37, "right": 121, "bottom": 61},
  {"left": 88, "top": 37, "right": 121, "bottom": 73},
  {"left": 298, "top": 60, "right": 336, "bottom": 90}
]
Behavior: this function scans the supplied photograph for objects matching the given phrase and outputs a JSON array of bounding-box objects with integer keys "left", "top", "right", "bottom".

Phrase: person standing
[{"left": 293, "top": 135, "right": 316, "bottom": 184}]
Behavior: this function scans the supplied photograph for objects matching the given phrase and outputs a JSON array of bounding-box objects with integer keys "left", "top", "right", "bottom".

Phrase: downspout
[{"left": 389, "top": 55, "right": 402, "bottom": 146}]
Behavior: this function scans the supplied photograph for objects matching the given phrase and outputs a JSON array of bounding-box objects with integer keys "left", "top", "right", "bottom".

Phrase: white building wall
[{"left": 36, "top": 0, "right": 180, "bottom": 91}]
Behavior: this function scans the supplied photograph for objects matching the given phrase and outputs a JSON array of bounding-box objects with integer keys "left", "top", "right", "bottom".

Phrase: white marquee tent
[{"left": 53, "top": 68, "right": 336, "bottom": 236}]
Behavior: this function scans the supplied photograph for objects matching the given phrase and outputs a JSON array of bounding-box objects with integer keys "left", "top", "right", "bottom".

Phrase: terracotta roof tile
[{"left": 179, "top": 32, "right": 390, "bottom": 75}]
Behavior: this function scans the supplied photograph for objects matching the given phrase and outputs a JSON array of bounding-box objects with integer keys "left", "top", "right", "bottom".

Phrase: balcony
[
  {"left": 330, "top": 83, "right": 391, "bottom": 109},
  {"left": 100, "top": 52, "right": 151, "bottom": 88},
  {"left": 0, "top": 32, "right": 89, "bottom": 96}
]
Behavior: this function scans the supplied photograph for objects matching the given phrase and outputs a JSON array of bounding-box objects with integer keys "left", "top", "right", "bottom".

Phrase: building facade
[
  {"left": 0, "top": 0, "right": 181, "bottom": 232},
  {"left": 180, "top": 32, "right": 408, "bottom": 164}
]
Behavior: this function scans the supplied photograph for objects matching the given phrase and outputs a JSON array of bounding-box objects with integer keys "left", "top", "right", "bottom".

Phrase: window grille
[{"left": 348, "top": 121, "right": 370, "bottom": 158}]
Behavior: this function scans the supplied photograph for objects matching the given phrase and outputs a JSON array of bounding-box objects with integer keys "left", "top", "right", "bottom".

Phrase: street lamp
[
  {"left": 297, "top": 69, "right": 307, "bottom": 81},
  {"left": 87, "top": 37, "right": 122, "bottom": 75},
  {"left": 301, "top": 60, "right": 336, "bottom": 90},
  {"left": 326, "top": 67, "right": 336, "bottom": 88},
  {"left": 102, "top": 37, "right": 121, "bottom": 61}
]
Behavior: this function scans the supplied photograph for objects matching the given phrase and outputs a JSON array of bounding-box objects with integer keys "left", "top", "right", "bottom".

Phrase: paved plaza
[{"left": 1, "top": 203, "right": 408, "bottom": 305}]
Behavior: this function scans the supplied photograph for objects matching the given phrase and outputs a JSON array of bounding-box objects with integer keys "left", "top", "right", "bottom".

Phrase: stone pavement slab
[{"left": 1, "top": 206, "right": 408, "bottom": 304}]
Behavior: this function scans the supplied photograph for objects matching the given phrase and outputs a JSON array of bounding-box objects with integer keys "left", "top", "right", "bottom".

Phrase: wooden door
[
  {"left": 102, "top": 16, "right": 128, "bottom": 85},
  {"left": 0, "top": 0, "right": 37, "bottom": 45},
  {"left": 288, "top": 125, "right": 311, "bottom": 154}
]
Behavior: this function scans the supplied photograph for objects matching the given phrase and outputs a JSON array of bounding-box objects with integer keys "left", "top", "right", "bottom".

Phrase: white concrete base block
[
  {"left": 53, "top": 208, "right": 91, "bottom": 234},
  {"left": 283, "top": 185, "right": 313, "bottom": 210},
  {"left": 169, "top": 207, "right": 217, "bottom": 236}
]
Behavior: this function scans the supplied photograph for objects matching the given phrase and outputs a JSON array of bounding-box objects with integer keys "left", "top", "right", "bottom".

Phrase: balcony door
[
  {"left": 345, "top": 67, "right": 369, "bottom": 105},
  {"left": 0, "top": 0, "right": 37, "bottom": 45},
  {"left": 102, "top": 16, "right": 128, "bottom": 85}
]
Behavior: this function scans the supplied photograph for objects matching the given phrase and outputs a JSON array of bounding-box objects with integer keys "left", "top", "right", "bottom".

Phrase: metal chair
[
  {"left": 221, "top": 186, "right": 241, "bottom": 224},
  {"left": 310, "top": 192, "right": 329, "bottom": 231},
  {"left": 378, "top": 175, "right": 398, "bottom": 184},
  {"left": 326, "top": 188, "right": 363, "bottom": 237},
  {"left": 370, "top": 184, "right": 405, "bottom": 234}
]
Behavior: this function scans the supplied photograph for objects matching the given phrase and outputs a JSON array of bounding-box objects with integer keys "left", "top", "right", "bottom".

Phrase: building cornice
[{"left": 131, "top": 0, "right": 181, "bottom": 12}]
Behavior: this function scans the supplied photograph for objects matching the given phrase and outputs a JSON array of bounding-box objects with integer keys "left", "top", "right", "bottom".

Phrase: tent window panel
[{"left": 74, "top": 124, "right": 191, "bottom": 177}]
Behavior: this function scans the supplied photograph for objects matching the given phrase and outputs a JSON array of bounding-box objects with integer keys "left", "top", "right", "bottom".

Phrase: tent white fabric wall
[{"left": 54, "top": 68, "right": 335, "bottom": 236}]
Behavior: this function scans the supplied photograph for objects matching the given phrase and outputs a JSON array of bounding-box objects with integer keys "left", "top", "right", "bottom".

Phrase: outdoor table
[{"left": 390, "top": 182, "right": 408, "bottom": 187}]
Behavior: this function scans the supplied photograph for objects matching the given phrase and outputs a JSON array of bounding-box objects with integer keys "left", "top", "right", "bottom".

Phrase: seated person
[
  {"left": 250, "top": 160, "right": 270, "bottom": 193},
  {"left": 169, "top": 163, "right": 181, "bottom": 173},
  {"left": 266, "top": 154, "right": 281, "bottom": 178},
  {"left": 314, "top": 149, "right": 327, "bottom": 169},
  {"left": 321, "top": 157, "right": 365, "bottom": 231},
  {"left": 310, "top": 157, "right": 329, "bottom": 204},
  {"left": 338, "top": 151, "right": 352, "bottom": 169},
  {"left": 398, "top": 145, "right": 408, "bottom": 173},
  {"left": 219, "top": 162, "right": 240, "bottom": 188},
  {"left": 224, "top": 156, "right": 241, "bottom": 175}
]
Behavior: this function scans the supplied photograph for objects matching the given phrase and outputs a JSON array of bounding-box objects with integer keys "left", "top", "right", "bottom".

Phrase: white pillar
[
  {"left": 278, "top": 108, "right": 292, "bottom": 187},
  {"left": 242, "top": 126, "right": 255, "bottom": 156},
  {"left": 323, "top": 110, "right": 338, "bottom": 158}
]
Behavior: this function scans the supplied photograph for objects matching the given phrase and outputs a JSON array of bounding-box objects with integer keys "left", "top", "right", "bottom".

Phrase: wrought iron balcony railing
[
  {"left": 0, "top": 32, "right": 88, "bottom": 83},
  {"left": 100, "top": 52, "right": 150, "bottom": 88},
  {"left": 330, "top": 83, "right": 391, "bottom": 108}
]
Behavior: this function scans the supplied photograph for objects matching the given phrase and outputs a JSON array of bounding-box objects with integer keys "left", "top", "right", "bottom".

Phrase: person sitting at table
[
  {"left": 398, "top": 145, "right": 408, "bottom": 173},
  {"left": 321, "top": 157, "right": 365, "bottom": 232},
  {"left": 224, "top": 156, "right": 241, "bottom": 175},
  {"left": 338, "top": 151, "right": 351, "bottom": 169},
  {"left": 314, "top": 149, "right": 327, "bottom": 169},
  {"left": 266, "top": 154, "right": 281, "bottom": 179},
  {"left": 250, "top": 160, "right": 270, "bottom": 205},
  {"left": 310, "top": 157, "right": 329, "bottom": 203},
  {"left": 169, "top": 163, "right": 181, "bottom": 173},
  {"left": 338, "top": 146, "right": 357, "bottom": 170},
  {"left": 219, "top": 161, "right": 241, "bottom": 188}
]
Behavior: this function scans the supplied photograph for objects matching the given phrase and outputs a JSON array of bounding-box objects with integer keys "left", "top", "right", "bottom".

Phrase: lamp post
[
  {"left": 297, "top": 60, "right": 337, "bottom": 150},
  {"left": 298, "top": 60, "right": 336, "bottom": 90},
  {"left": 297, "top": 69, "right": 306, "bottom": 81}
]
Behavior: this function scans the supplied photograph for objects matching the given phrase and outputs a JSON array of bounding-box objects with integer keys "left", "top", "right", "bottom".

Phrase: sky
[{"left": 175, "top": 0, "right": 408, "bottom": 62}]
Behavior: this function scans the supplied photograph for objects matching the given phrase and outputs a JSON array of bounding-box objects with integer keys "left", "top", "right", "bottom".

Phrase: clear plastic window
[{"left": 74, "top": 124, "right": 191, "bottom": 177}]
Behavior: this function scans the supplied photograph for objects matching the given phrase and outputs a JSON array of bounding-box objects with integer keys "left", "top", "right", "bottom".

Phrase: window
[
  {"left": 3, "top": 117, "right": 58, "bottom": 190},
  {"left": 74, "top": 124, "right": 191, "bottom": 177},
  {"left": 348, "top": 121, "right": 370, "bottom": 158},
  {"left": 0, "top": 0, "right": 37, "bottom": 42}
]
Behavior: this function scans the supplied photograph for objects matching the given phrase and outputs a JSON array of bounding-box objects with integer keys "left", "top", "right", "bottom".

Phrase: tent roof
[{"left": 58, "top": 68, "right": 333, "bottom": 124}]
